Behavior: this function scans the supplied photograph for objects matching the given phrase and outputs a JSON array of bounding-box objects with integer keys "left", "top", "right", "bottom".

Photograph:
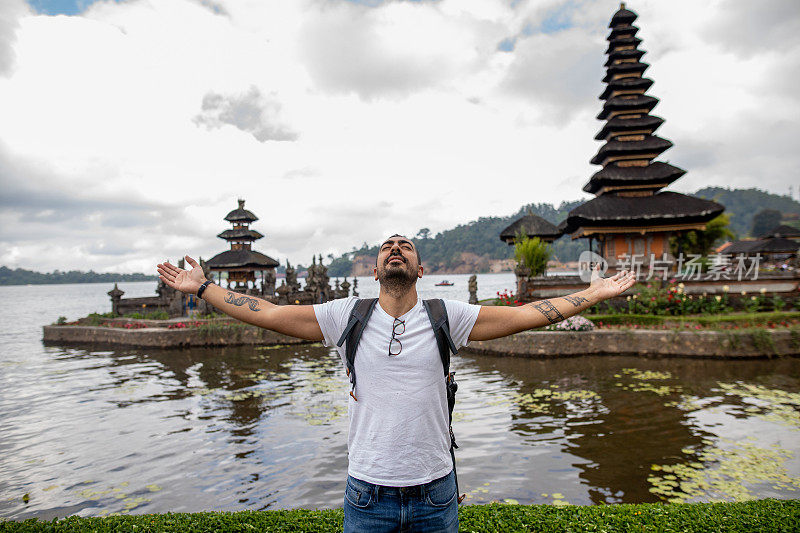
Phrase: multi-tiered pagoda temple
[
  {"left": 558, "top": 4, "right": 724, "bottom": 271},
  {"left": 207, "top": 199, "right": 279, "bottom": 292}
]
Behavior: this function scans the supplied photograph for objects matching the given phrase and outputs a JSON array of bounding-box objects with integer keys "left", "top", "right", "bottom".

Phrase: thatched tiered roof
[
  {"left": 721, "top": 238, "right": 799, "bottom": 255},
  {"left": 224, "top": 199, "right": 258, "bottom": 223},
  {"left": 499, "top": 214, "right": 562, "bottom": 245},
  {"left": 217, "top": 228, "right": 264, "bottom": 241},
  {"left": 559, "top": 192, "right": 724, "bottom": 234},
  {"left": 583, "top": 162, "right": 685, "bottom": 195},
  {"left": 558, "top": 3, "right": 725, "bottom": 237},
  {"left": 207, "top": 199, "right": 279, "bottom": 271},
  {"left": 758, "top": 224, "right": 800, "bottom": 239},
  {"left": 206, "top": 249, "right": 279, "bottom": 269}
]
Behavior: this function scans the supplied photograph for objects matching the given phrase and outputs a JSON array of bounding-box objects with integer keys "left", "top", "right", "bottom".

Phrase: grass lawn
[{"left": 2, "top": 500, "right": 798, "bottom": 532}]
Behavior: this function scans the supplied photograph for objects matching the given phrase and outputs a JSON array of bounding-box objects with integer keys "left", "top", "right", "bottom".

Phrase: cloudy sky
[{"left": 1, "top": 0, "right": 798, "bottom": 273}]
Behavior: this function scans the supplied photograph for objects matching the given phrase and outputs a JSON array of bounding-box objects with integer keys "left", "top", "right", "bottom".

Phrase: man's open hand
[
  {"left": 157, "top": 256, "right": 207, "bottom": 295},
  {"left": 589, "top": 263, "right": 637, "bottom": 300}
]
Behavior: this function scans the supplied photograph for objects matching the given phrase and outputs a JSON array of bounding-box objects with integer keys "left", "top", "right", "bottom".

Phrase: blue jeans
[{"left": 343, "top": 469, "right": 459, "bottom": 532}]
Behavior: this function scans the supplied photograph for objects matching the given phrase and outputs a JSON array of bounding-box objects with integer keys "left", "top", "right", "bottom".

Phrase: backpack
[{"left": 335, "top": 297, "right": 466, "bottom": 504}]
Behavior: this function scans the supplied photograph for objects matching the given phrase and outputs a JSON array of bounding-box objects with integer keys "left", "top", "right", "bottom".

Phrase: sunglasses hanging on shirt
[{"left": 389, "top": 317, "right": 405, "bottom": 357}]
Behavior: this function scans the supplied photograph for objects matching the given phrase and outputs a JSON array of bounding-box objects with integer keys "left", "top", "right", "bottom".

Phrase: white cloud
[
  {"left": 0, "top": 0, "right": 28, "bottom": 76},
  {"left": 702, "top": 0, "right": 800, "bottom": 57},
  {"left": 0, "top": 0, "right": 798, "bottom": 273},
  {"left": 297, "top": 0, "right": 489, "bottom": 100},
  {"left": 194, "top": 86, "right": 299, "bottom": 142}
]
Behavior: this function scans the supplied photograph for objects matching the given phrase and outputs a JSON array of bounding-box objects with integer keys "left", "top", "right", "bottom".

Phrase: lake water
[{"left": 1, "top": 279, "right": 800, "bottom": 520}]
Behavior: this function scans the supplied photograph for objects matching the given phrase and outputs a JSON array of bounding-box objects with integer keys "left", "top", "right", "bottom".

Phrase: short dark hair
[{"left": 377, "top": 234, "right": 422, "bottom": 265}]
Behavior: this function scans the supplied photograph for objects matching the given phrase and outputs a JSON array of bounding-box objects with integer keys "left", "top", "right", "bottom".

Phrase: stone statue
[
  {"left": 340, "top": 278, "right": 351, "bottom": 298},
  {"left": 200, "top": 257, "right": 211, "bottom": 280},
  {"left": 108, "top": 283, "right": 125, "bottom": 316},
  {"left": 468, "top": 274, "right": 478, "bottom": 305},
  {"left": 263, "top": 268, "right": 276, "bottom": 297},
  {"left": 515, "top": 262, "right": 531, "bottom": 302},
  {"left": 305, "top": 256, "right": 318, "bottom": 297},
  {"left": 286, "top": 261, "right": 299, "bottom": 292},
  {"left": 318, "top": 253, "right": 330, "bottom": 302},
  {"left": 276, "top": 280, "right": 290, "bottom": 305}
]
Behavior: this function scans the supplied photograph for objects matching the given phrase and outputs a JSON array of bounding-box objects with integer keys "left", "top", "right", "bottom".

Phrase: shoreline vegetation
[
  {"left": 0, "top": 266, "right": 157, "bottom": 286},
  {"left": 2, "top": 500, "right": 798, "bottom": 531},
  {"left": 61, "top": 310, "right": 800, "bottom": 331}
]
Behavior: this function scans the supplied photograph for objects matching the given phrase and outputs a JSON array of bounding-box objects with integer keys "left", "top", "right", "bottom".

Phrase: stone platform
[
  {"left": 463, "top": 329, "right": 800, "bottom": 359},
  {"left": 44, "top": 322, "right": 800, "bottom": 358},
  {"left": 42, "top": 323, "right": 309, "bottom": 349},
  {"left": 526, "top": 271, "right": 800, "bottom": 299}
]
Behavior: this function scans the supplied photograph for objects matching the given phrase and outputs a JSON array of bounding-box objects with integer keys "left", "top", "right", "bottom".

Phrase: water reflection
[
  {"left": 1, "top": 343, "right": 799, "bottom": 520},
  {"left": 456, "top": 354, "right": 800, "bottom": 505}
]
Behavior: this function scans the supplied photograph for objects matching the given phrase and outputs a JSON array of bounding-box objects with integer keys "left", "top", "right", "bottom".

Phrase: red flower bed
[
  {"left": 496, "top": 290, "right": 523, "bottom": 306},
  {"left": 167, "top": 321, "right": 204, "bottom": 329},
  {"left": 593, "top": 319, "right": 799, "bottom": 331}
]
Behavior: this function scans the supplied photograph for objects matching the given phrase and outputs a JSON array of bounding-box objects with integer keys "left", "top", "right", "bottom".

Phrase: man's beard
[{"left": 377, "top": 257, "right": 417, "bottom": 296}]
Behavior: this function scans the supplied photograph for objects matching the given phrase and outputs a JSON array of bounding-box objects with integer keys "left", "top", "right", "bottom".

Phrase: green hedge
[{"left": 2, "top": 500, "right": 799, "bottom": 532}]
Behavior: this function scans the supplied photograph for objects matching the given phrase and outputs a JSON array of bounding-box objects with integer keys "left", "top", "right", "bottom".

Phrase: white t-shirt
[{"left": 314, "top": 295, "right": 481, "bottom": 486}]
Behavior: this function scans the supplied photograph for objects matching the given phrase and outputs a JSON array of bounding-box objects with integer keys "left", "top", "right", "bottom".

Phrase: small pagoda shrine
[
  {"left": 207, "top": 199, "right": 279, "bottom": 294},
  {"left": 758, "top": 224, "right": 800, "bottom": 241},
  {"left": 558, "top": 4, "right": 724, "bottom": 272},
  {"left": 720, "top": 223, "right": 800, "bottom": 267},
  {"left": 499, "top": 213, "right": 562, "bottom": 246}
]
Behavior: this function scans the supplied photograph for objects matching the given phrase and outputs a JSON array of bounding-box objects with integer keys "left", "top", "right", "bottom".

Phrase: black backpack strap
[
  {"left": 423, "top": 298, "right": 465, "bottom": 504},
  {"left": 422, "top": 299, "right": 458, "bottom": 374},
  {"left": 335, "top": 298, "right": 378, "bottom": 402}
]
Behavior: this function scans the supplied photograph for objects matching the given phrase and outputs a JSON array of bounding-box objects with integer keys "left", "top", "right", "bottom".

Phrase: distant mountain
[
  {"left": 0, "top": 266, "right": 157, "bottom": 286},
  {"left": 326, "top": 187, "right": 800, "bottom": 276}
]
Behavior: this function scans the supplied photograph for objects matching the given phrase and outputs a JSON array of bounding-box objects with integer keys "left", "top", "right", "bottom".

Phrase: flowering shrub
[
  {"left": 168, "top": 321, "right": 204, "bottom": 329},
  {"left": 495, "top": 289, "right": 522, "bottom": 306},
  {"left": 545, "top": 315, "right": 595, "bottom": 331},
  {"left": 593, "top": 278, "right": 779, "bottom": 316},
  {"left": 593, "top": 320, "right": 798, "bottom": 330},
  {"left": 590, "top": 315, "right": 799, "bottom": 330}
]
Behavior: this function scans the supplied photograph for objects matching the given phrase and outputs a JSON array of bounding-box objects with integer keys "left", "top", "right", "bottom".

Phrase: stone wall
[
  {"left": 44, "top": 321, "right": 800, "bottom": 358},
  {"left": 43, "top": 323, "right": 311, "bottom": 349},
  {"left": 463, "top": 329, "right": 800, "bottom": 359}
]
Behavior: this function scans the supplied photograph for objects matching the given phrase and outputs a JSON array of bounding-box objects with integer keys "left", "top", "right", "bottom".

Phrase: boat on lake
[{"left": 435, "top": 280, "right": 454, "bottom": 286}]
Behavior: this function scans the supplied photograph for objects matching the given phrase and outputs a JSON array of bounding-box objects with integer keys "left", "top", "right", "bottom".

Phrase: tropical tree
[
  {"left": 513, "top": 230, "right": 552, "bottom": 276},
  {"left": 669, "top": 213, "right": 736, "bottom": 257}
]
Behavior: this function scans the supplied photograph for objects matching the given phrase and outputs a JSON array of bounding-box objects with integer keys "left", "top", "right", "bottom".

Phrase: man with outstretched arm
[{"left": 157, "top": 235, "right": 635, "bottom": 533}]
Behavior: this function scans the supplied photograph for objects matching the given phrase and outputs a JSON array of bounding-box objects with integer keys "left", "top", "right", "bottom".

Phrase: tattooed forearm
[
  {"left": 529, "top": 299, "right": 566, "bottom": 324},
  {"left": 224, "top": 292, "right": 261, "bottom": 312},
  {"left": 563, "top": 295, "right": 588, "bottom": 307}
]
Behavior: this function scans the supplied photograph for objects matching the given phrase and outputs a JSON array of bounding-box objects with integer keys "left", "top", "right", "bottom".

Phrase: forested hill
[
  {"left": 413, "top": 199, "right": 589, "bottom": 271},
  {"left": 328, "top": 199, "right": 593, "bottom": 276},
  {"left": 693, "top": 187, "right": 800, "bottom": 239},
  {"left": 327, "top": 187, "right": 800, "bottom": 276},
  {"left": 0, "top": 266, "right": 157, "bottom": 286}
]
